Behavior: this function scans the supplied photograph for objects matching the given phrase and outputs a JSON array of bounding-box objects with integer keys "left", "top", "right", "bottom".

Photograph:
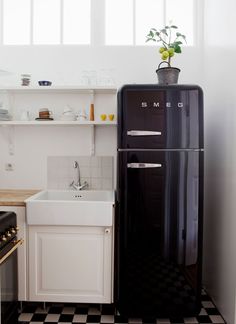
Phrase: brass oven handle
[{"left": 0, "top": 239, "right": 24, "bottom": 265}]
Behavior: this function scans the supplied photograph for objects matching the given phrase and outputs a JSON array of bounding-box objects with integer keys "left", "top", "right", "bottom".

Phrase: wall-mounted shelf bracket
[{"left": 90, "top": 125, "right": 95, "bottom": 156}]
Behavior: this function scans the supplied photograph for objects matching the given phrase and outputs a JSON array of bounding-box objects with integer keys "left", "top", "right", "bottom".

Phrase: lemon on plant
[
  {"left": 161, "top": 51, "right": 169, "bottom": 60},
  {"left": 159, "top": 47, "right": 165, "bottom": 54},
  {"left": 168, "top": 48, "right": 175, "bottom": 55},
  {"left": 168, "top": 48, "right": 175, "bottom": 58}
]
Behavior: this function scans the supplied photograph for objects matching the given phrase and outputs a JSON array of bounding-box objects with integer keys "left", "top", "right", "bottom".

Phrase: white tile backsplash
[
  {"left": 90, "top": 156, "right": 102, "bottom": 167},
  {"left": 77, "top": 156, "right": 91, "bottom": 166},
  {"left": 79, "top": 166, "right": 91, "bottom": 178},
  {"left": 102, "top": 166, "right": 113, "bottom": 178},
  {"left": 102, "top": 156, "right": 113, "bottom": 166},
  {"left": 102, "top": 178, "right": 113, "bottom": 190},
  {"left": 91, "top": 167, "right": 102, "bottom": 178},
  {"left": 47, "top": 156, "right": 113, "bottom": 190},
  {"left": 91, "top": 178, "right": 102, "bottom": 190}
]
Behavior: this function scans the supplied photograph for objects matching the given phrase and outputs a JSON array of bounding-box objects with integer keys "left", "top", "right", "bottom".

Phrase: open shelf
[
  {"left": 0, "top": 85, "right": 117, "bottom": 155},
  {"left": 0, "top": 86, "right": 117, "bottom": 94},
  {"left": 0, "top": 120, "right": 117, "bottom": 126}
]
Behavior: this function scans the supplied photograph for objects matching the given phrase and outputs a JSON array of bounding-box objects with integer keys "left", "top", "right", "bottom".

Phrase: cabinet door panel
[{"left": 29, "top": 226, "right": 113, "bottom": 303}]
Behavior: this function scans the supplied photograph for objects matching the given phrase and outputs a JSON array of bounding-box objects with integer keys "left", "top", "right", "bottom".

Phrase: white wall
[
  {"left": 0, "top": 38, "right": 203, "bottom": 190},
  {"left": 203, "top": 1, "right": 236, "bottom": 323},
  {"left": 0, "top": 46, "right": 203, "bottom": 86},
  {"left": 0, "top": 125, "right": 117, "bottom": 189}
]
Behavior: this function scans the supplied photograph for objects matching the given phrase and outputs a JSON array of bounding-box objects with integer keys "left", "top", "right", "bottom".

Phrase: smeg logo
[{"left": 141, "top": 102, "right": 184, "bottom": 108}]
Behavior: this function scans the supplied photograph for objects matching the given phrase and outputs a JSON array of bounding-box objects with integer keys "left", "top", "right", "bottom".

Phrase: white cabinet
[
  {"left": 0, "top": 206, "right": 27, "bottom": 301},
  {"left": 28, "top": 225, "right": 114, "bottom": 303}
]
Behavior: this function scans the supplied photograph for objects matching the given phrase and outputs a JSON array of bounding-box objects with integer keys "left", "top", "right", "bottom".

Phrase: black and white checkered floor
[{"left": 18, "top": 291, "right": 225, "bottom": 324}]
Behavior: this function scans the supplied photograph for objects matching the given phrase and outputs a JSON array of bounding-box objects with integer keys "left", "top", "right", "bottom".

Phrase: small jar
[{"left": 21, "top": 74, "right": 31, "bottom": 86}]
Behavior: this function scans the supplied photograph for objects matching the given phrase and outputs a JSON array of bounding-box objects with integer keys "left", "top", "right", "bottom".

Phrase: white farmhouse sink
[{"left": 25, "top": 190, "right": 115, "bottom": 226}]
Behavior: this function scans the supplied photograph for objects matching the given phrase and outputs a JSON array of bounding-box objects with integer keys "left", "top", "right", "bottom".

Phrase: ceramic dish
[
  {"left": 35, "top": 118, "right": 54, "bottom": 121},
  {"left": 38, "top": 81, "right": 52, "bottom": 86}
]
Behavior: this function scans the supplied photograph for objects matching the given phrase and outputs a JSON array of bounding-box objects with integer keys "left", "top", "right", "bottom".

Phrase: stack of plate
[{"left": 0, "top": 108, "right": 12, "bottom": 121}]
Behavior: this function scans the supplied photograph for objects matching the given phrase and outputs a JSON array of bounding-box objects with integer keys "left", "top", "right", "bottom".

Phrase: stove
[{"left": 0, "top": 211, "right": 23, "bottom": 324}]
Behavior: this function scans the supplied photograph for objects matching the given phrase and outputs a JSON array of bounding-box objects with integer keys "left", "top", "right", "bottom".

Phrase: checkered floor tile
[{"left": 18, "top": 291, "right": 225, "bottom": 324}]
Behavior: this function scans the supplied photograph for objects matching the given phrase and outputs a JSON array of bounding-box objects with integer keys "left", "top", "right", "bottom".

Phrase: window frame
[
  {"left": 0, "top": 0, "right": 202, "bottom": 47},
  {"left": 0, "top": 0, "right": 92, "bottom": 46},
  {"left": 104, "top": 0, "right": 202, "bottom": 47}
]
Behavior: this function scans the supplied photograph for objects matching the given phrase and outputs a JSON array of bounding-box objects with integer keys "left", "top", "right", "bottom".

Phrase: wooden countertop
[{"left": 0, "top": 189, "right": 40, "bottom": 206}]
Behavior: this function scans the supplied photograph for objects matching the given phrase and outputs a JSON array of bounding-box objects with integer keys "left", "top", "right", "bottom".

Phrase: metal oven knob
[
  {"left": 6, "top": 231, "right": 12, "bottom": 238},
  {"left": 10, "top": 228, "right": 16, "bottom": 234},
  {"left": 1, "top": 235, "right": 7, "bottom": 242}
]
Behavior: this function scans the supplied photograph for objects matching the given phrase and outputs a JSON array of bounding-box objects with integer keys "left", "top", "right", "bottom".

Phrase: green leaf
[
  {"left": 176, "top": 33, "right": 186, "bottom": 39},
  {"left": 146, "top": 38, "right": 156, "bottom": 42},
  {"left": 177, "top": 34, "right": 187, "bottom": 43},
  {"left": 174, "top": 45, "right": 182, "bottom": 53},
  {"left": 182, "top": 35, "right": 187, "bottom": 41},
  {"left": 161, "top": 29, "right": 168, "bottom": 36},
  {"left": 170, "top": 41, "right": 182, "bottom": 48},
  {"left": 145, "top": 24, "right": 186, "bottom": 47}
]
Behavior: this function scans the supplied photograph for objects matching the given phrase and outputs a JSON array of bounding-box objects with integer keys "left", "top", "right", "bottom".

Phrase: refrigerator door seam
[{"left": 118, "top": 148, "right": 204, "bottom": 152}]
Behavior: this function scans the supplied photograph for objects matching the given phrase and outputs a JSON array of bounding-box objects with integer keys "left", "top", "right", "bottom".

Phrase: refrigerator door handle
[
  {"left": 127, "top": 130, "right": 162, "bottom": 136},
  {"left": 127, "top": 163, "right": 162, "bottom": 169}
]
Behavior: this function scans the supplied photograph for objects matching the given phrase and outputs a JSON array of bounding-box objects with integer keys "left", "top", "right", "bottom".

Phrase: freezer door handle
[
  {"left": 127, "top": 130, "right": 162, "bottom": 136},
  {"left": 127, "top": 163, "right": 162, "bottom": 169}
]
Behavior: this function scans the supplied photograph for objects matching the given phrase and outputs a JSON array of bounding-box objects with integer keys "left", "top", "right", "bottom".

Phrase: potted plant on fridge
[{"left": 146, "top": 24, "right": 187, "bottom": 84}]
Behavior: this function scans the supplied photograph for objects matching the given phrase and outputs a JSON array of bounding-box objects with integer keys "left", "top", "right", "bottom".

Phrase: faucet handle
[
  {"left": 81, "top": 181, "right": 89, "bottom": 189},
  {"left": 69, "top": 180, "right": 75, "bottom": 188}
]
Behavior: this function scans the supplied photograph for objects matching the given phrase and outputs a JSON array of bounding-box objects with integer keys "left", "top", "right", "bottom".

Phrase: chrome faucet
[{"left": 69, "top": 160, "right": 88, "bottom": 190}]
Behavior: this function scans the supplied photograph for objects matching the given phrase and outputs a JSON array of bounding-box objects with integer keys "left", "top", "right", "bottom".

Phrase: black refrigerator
[{"left": 116, "top": 84, "right": 204, "bottom": 317}]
